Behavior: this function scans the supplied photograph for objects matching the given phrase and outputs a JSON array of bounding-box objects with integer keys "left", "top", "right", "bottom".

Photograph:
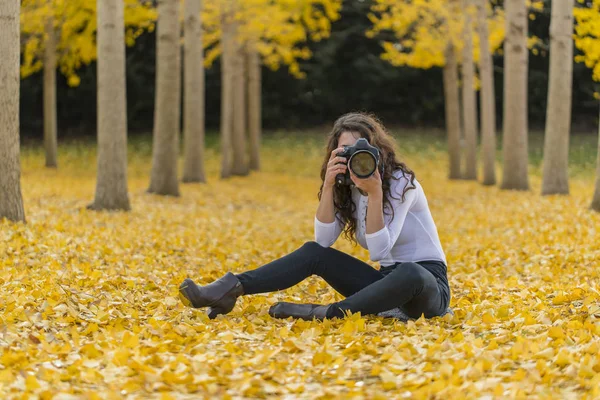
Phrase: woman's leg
[
  {"left": 327, "top": 262, "right": 446, "bottom": 319},
  {"left": 180, "top": 241, "right": 383, "bottom": 319},
  {"left": 237, "top": 241, "right": 384, "bottom": 297}
]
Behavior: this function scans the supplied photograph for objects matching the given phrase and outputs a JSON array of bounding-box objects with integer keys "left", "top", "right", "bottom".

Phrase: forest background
[{"left": 20, "top": 0, "right": 597, "bottom": 137}]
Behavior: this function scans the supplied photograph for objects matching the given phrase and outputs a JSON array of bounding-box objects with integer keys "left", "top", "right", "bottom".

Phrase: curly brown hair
[{"left": 318, "top": 112, "right": 416, "bottom": 243}]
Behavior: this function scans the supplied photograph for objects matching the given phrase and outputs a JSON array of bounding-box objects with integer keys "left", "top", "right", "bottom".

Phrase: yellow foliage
[
  {"left": 21, "top": 0, "right": 340, "bottom": 82},
  {"left": 575, "top": 0, "right": 600, "bottom": 82},
  {"left": 368, "top": 0, "right": 546, "bottom": 70},
  {"left": 203, "top": 0, "right": 341, "bottom": 78},
  {"left": 1, "top": 136, "right": 600, "bottom": 397},
  {"left": 20, "top": 0, "right": 156, "bottom": 85},
  {"left": 368, "top": 0, "right": 505, "bottom": 69}
]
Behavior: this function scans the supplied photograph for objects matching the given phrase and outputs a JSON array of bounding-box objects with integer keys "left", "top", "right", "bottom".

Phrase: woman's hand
[
  {"left": 323, "top": 147, "right": 347, "bottom": 189},
  {"left": 350, "top": 168, "right": 383, "bottom": 198}
]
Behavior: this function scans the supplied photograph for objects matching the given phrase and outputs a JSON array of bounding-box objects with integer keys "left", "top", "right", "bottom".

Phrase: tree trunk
[
  {"left": 0, "top": 0, "right": 25, "bottom": 223},
  {"left": 220, "top": 10, "right": 233, "bottom": 178},
  {"left": 443, "top": 43, "right": 462, "bottom": 180},
  {"left": 592, "top": 107, "right": 600, "bottom": 212},
  {"left": 477, "top": 0, "right": 497, "bottom": 186},
  {"left": 90, "top": 0, "right": 131, "bottom": 211},
  {"left": 182, "top": 0, "right": 206, "bottom": 183},
  {"left": 231, "top": 33, "right": 249, "bottom": 176},
  {"left": 501, "top": 0, "right": 529, "bottom": 191},
  {"left": 247, "top": 43, "right": 261, "bottom": 171},
  {"left": 541, "top": 0, "right": 573, "bottom": 196},
  {"left": 44, "top": 14, "right": 58, "bottom": 168},
  {"left": 461, "top": 0, "right": 478, "bottom": 180},
  {"left": 149, "top": 0, "right": 181, "bottom": 196}
]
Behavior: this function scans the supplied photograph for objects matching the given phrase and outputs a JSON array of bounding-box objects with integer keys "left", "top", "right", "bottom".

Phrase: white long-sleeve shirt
[{"left": 314, "top": 170, "right": 446, "bottom": 266}]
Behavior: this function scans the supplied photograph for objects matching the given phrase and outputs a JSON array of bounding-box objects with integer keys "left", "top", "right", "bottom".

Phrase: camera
[{"left": 335, "top": 138, "right": 383, "bottom": 186}]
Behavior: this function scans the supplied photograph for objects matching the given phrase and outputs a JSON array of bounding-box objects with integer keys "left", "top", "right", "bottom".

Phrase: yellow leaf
[
  {"left": 487, "top": 340, "right": 498, "bottom": 350},
  {"left": 497, "top": 306, "right": 510, "bottom": 320},
  {"left": 548, "top": 326, "right": 565, "bottom": 340},
  {"left": 26, "top": 375, "right": 41, "bottom": 391},
  {"left": 552, "top": 294, "right": 568, "bottom": 305},
  {"left": 554, "top": 349, "right": 572, "bottom": 367},
  {"left": 482, "top": 312, "right": 496, "bottom": 324},
  {"left": 80, "top": 343, "right": 103, "bottom": 359},
  {"left": 451, "top": 331, "right": 464, "bottom": 342},
  {"left": 39, "top": 391, "right": 54, "bottom": 400},
  {"left": 122, "top": 331, "right": 139, "bottom": 348},
  {"left": 0, "top": 369, "right": 14, "bottom": 384},
  {"left": 371, "top": 364, "right": 382, "bottom": 376},
  {"left": 312, "top": 351, "right": 333, "bottom": 366},
  {"left": 113, "top": 349, "right": 131, "bottom": 366},
  {"left": 512, "top": 368, "right": 527, "bottom": 381}
]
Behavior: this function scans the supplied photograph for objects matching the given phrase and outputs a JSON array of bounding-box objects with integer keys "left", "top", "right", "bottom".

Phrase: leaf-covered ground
[{"left": 2, "top": 134, "right": 600, "bottom": 399}]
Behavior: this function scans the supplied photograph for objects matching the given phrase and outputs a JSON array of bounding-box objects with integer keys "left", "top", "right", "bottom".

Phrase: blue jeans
[{"left": 236, "top": 241, "right": 450, "bottom": 319}]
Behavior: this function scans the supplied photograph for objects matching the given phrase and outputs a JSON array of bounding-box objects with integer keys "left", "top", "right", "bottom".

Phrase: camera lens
[{"left": 350, "top": 151, "right": 376, "bottom": 177}]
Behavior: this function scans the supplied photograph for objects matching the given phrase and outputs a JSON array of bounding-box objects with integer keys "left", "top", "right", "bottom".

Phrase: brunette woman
[{"left": 179, "top": 112, "right": 451, "bottom": 321}]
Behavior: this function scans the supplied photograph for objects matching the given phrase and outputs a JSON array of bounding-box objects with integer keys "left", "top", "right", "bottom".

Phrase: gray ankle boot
[
  {"left": 268, "top": 302, "right": 332, "bottom": 321},
  {"left": 179, "top": 272, "right": 244, "bottom": 319}
]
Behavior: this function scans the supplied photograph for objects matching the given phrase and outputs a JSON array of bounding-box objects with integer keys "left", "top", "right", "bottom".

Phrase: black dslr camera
[{"left": 336, "top": 138, "right": 383, "bottom": 186}]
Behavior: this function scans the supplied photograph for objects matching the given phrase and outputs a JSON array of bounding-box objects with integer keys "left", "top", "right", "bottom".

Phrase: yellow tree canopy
[
  {"left": 21, "top": 0, "right": 156, "bottom": 86},
  {"left": 366, "top": 0, "right": 505, "bottom": 70},
  {"left": 21, "top": 0, "right": 340, "bottom": 84},
  {"left": 575, "top": 0, "right": 600, "bottom": 83},
  {"left": 366, "top": 0, "right": 544, "bottom": 70},
  {"left": 203, "top": 0, "right": 342, "bottom": 78}
]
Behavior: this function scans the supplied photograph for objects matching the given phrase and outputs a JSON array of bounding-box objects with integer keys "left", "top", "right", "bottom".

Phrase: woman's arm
[
  {"left": 350, "top": 168, "right": 385, "bottom": 235},
  {"left": 315, "top": 186, "right": 342, "bottom": 247},
  {"left": 316, "top": 185, "right": 336, "bottom": 223},
  {"left": 314, "top": 147, "right": 347, "bottom": 247},
  {"left": 366, "top": 190, "right": 385, "bottom": 235}
]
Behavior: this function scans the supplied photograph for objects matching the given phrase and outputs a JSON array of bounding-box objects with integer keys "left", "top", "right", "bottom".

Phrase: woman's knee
[
  {"left": 300, "top": 241, "right": 335, "bottom": 276},
  {"left": 390, "top": 262, "right": 426, "bottom": 285},
  {"left": 302, "top": 241, "right": 329, "bottom": 254}
]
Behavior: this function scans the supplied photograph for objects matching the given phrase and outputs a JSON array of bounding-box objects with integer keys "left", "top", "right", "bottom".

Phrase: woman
[{"left": 179, "top": 113, "right": 451, "bottom": 321}]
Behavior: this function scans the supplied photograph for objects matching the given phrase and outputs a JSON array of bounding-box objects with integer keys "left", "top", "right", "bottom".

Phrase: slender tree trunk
[
  {"left": 443, "top": 43, "right": 462, "bottom": 180},
  {"left": 231, "top": 34, "right": 249, "bottom": 176},
  {"left": 44, "top": 14, "right": 58, "bottom": 168},
  {"left": 220, "top": 10, "right": 233, "bottom": 178},
  {"left": 90, "top": 0, "right": 130, "bottom": 211},
  {"left": 501, "top": 0, "right": 529, "bottom": 190},
  {"left": 182, "top": 0, "right": 206, "bottom": 183},
  {"left": 541, "top": 0, "right": 573, "bottom": 195},
  {"left": 247, "top": 43, "right": 261, "bottom": 171},
  {"left": 149, "top": 0, "right": 181, "bottom": 196},
  {"left": 477, "top": 0, "right": 497, "bottom": 186},
  {"left": 0, "top": 0, "right": 25, "bottom": 222},
  {"left": 461, "top": 0, "right": 478, "bottom": 180},
  {"left": 592, "top": 107, "right": 600, "bottom": 211}
]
